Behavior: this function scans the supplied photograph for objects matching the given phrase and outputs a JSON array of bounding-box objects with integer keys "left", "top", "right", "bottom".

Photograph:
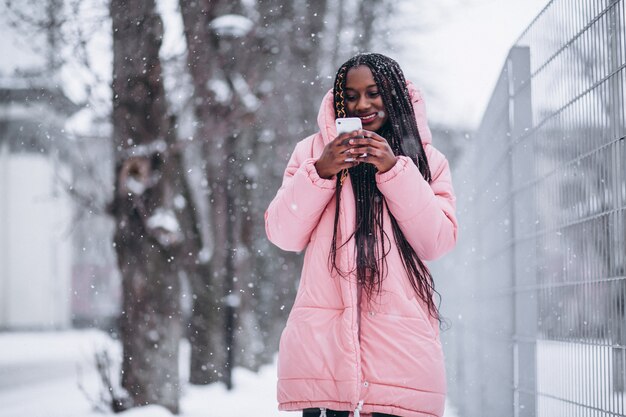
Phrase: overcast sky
[{"left": 393, "top": 0, "right": 548, "bottom": 130}]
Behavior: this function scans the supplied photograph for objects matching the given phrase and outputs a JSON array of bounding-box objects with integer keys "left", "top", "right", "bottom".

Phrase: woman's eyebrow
[{"left": 345, "top": 84, "right": 378, "bottom": 90}]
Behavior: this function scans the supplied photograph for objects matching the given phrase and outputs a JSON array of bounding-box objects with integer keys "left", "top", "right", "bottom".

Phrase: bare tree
[
  {"left": 178, "top": 0, "right": 231, "bottom": 387},
  {"left": 109, "top": 0, "right": 183, "bottom": 411}
]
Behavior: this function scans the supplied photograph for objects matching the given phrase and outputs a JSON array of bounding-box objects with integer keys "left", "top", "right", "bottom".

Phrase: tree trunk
[
  {"left": 290, "top": 0, "right": 328, "bottom": 126},
  {"left": 110, "top": 0, "right": 181, "bottom": 412},
  {"left": 178, "top": 0, "right": 231, "bottom": 385},
  {"left": 355, "top": 0, "right": 379, "bottom": 52}
]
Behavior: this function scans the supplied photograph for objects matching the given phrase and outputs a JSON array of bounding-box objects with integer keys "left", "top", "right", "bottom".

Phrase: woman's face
[{"left": 344, "top": 65, "right": 388, "bottom": 132}]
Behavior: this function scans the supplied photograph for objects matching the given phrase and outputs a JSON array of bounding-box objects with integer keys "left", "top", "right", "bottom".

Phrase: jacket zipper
[
  {"left": 354, "top": 400, "right": 364, "bottom": 416},
  {"left": 339, "top": 180, "right": 364, "bottom": 414}
]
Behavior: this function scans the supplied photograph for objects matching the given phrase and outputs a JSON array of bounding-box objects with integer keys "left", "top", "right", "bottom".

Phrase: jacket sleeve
[
  {"left": 265, "top": 139, "right": 336, "bottom": 252},
  {"left": 375, "top": 147, "right": 458, "bottom": 261}
]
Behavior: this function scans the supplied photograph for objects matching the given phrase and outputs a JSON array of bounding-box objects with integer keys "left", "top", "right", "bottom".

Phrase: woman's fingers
[
  {"left": 335, "top": 130, "right": 362, "bottom": 143},
  {"left": 348, "top": 146, "right": 377, "bottom": 156},
  {"left": 348, "top": 138, "right": 382, "bottom": 150},
  {"left": 339, "top": 159, "right": 360, "bottom": 169},
  {"left": 356, "top": 129, "right": 386, "bottom": 142}
]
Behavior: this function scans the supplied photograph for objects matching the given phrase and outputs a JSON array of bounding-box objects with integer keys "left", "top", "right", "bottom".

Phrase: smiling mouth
[{"left": 359, "top": 113, "right": 377, "bottom": 123}]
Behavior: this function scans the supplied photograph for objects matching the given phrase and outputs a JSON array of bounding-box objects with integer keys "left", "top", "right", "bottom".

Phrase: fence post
[
  {"left": 608, "top": 0, "right": 626, "bottom": 395},
  {"left": 507, "top": 46, "right": 537, "bottom": 417}
]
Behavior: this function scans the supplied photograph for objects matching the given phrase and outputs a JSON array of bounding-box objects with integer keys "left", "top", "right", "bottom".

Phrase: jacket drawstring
[
  {"left": 320, "top": 408, "right": 327, "bottom": 417},
  {"left": 353, "top": 400, "right": 364, "bottom": 417}
]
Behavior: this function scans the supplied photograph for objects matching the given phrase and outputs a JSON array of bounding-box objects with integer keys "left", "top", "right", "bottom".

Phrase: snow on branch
[
  {"left": 206, "top": 78, "right": 232, "bottom": 104},
  {"left": 208, "top": 14, "right": 254, "bottom": 38},
  {"left": 230, "top": 73, "right": 260, "bottom": 112},
  {"left": 147, "top": 208, "right": 180, "bottom": 234},
  {"left": 121, "top": 139, "right": 167, "bottom": 159},
  {"left": 146, "top": 207, "right": 183, "bottom": 247}
]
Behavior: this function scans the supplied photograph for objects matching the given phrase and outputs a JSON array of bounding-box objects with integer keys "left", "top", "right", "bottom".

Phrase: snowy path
[
  {"left": 0, "top": 360, "right": 77, "bottom": 389},
  {"left": 0, "top": 330, "right": 460, "bottom": 417}
]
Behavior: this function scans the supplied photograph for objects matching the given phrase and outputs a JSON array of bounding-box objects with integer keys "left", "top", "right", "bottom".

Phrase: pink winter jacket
[{"left": 265, "top": 82, "right": 458, "bottom": 417}]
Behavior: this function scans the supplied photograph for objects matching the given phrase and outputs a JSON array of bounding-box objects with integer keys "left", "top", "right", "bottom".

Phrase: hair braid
[
  {"left": 330, "top": 53, "right": 441, "bottom": 324},
  {"left": 334, "top": 66, "right": 348, "bottom": 119}
]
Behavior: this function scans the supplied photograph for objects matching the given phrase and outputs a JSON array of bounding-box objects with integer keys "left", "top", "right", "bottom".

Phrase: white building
[
  {"left": 0, "top": 86, "right": 76, "bottom": 329},
  {"left": 0, "top": 4, "right": 119, "bottom": 330}
]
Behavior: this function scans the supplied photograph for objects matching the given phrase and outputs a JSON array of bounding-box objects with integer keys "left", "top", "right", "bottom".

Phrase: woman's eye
[
  {"left": 346, "top": 95, "right": 357, "bottom": 101},
  {"left": 368, "top": 91, "right": 380, "bottom": 97}
]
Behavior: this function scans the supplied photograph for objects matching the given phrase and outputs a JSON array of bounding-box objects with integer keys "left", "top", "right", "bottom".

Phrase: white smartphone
[
  {"left": 335, "top": 117, "right": 362, "bottom": 135},
  {"left": 335, "top": 117, "right": 366, "bottom": 161}
]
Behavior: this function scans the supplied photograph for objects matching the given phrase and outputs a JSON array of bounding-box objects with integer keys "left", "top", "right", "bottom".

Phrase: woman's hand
[
  {"left": 314, "top": 131, "right": 362, "bottom": 179},
  {"left": 348, "top": 129, "right": 397, "bottom": 173}
]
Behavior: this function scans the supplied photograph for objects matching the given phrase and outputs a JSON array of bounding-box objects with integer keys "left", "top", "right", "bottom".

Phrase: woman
[{"left": 265, "top": 53, "right": 458, "bottom": 417}]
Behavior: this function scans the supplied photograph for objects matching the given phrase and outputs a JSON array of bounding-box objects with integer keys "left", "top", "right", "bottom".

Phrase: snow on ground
[{"left": 0, "top": 330, "right": 460, "bottom": 417}]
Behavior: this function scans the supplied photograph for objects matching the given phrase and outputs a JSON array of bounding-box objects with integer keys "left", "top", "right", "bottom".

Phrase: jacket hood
[{"left": 316, "top": 80, "right": 433, "bottom": 146}]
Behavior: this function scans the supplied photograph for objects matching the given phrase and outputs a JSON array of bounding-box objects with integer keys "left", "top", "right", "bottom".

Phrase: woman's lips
[{"left": 359, "top": 113, "right": 378, "bottom": 124}]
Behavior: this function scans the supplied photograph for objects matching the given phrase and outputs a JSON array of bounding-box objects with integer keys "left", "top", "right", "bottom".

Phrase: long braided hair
[{"left": 330, "top": 53, "right": 441, "bottom": 323}]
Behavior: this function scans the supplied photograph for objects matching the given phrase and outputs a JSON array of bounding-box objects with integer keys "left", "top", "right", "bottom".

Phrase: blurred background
[{"left": 0, "top": 0, "right": 624, "bottom": 416}]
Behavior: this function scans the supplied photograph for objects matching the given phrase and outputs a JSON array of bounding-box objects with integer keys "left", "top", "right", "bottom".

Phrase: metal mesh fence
[{"left": 437, "top": 1, "right": 626, "bottom": 416}]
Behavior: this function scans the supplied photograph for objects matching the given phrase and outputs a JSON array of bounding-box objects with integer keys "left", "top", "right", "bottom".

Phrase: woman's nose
[{"left": 356, "top": 96, "right": 370, "bottom": 112}]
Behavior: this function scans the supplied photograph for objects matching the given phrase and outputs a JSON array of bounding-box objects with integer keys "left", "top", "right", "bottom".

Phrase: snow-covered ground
[{"left": 0, "top": 330, "right": 460, "bottom": 417}]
